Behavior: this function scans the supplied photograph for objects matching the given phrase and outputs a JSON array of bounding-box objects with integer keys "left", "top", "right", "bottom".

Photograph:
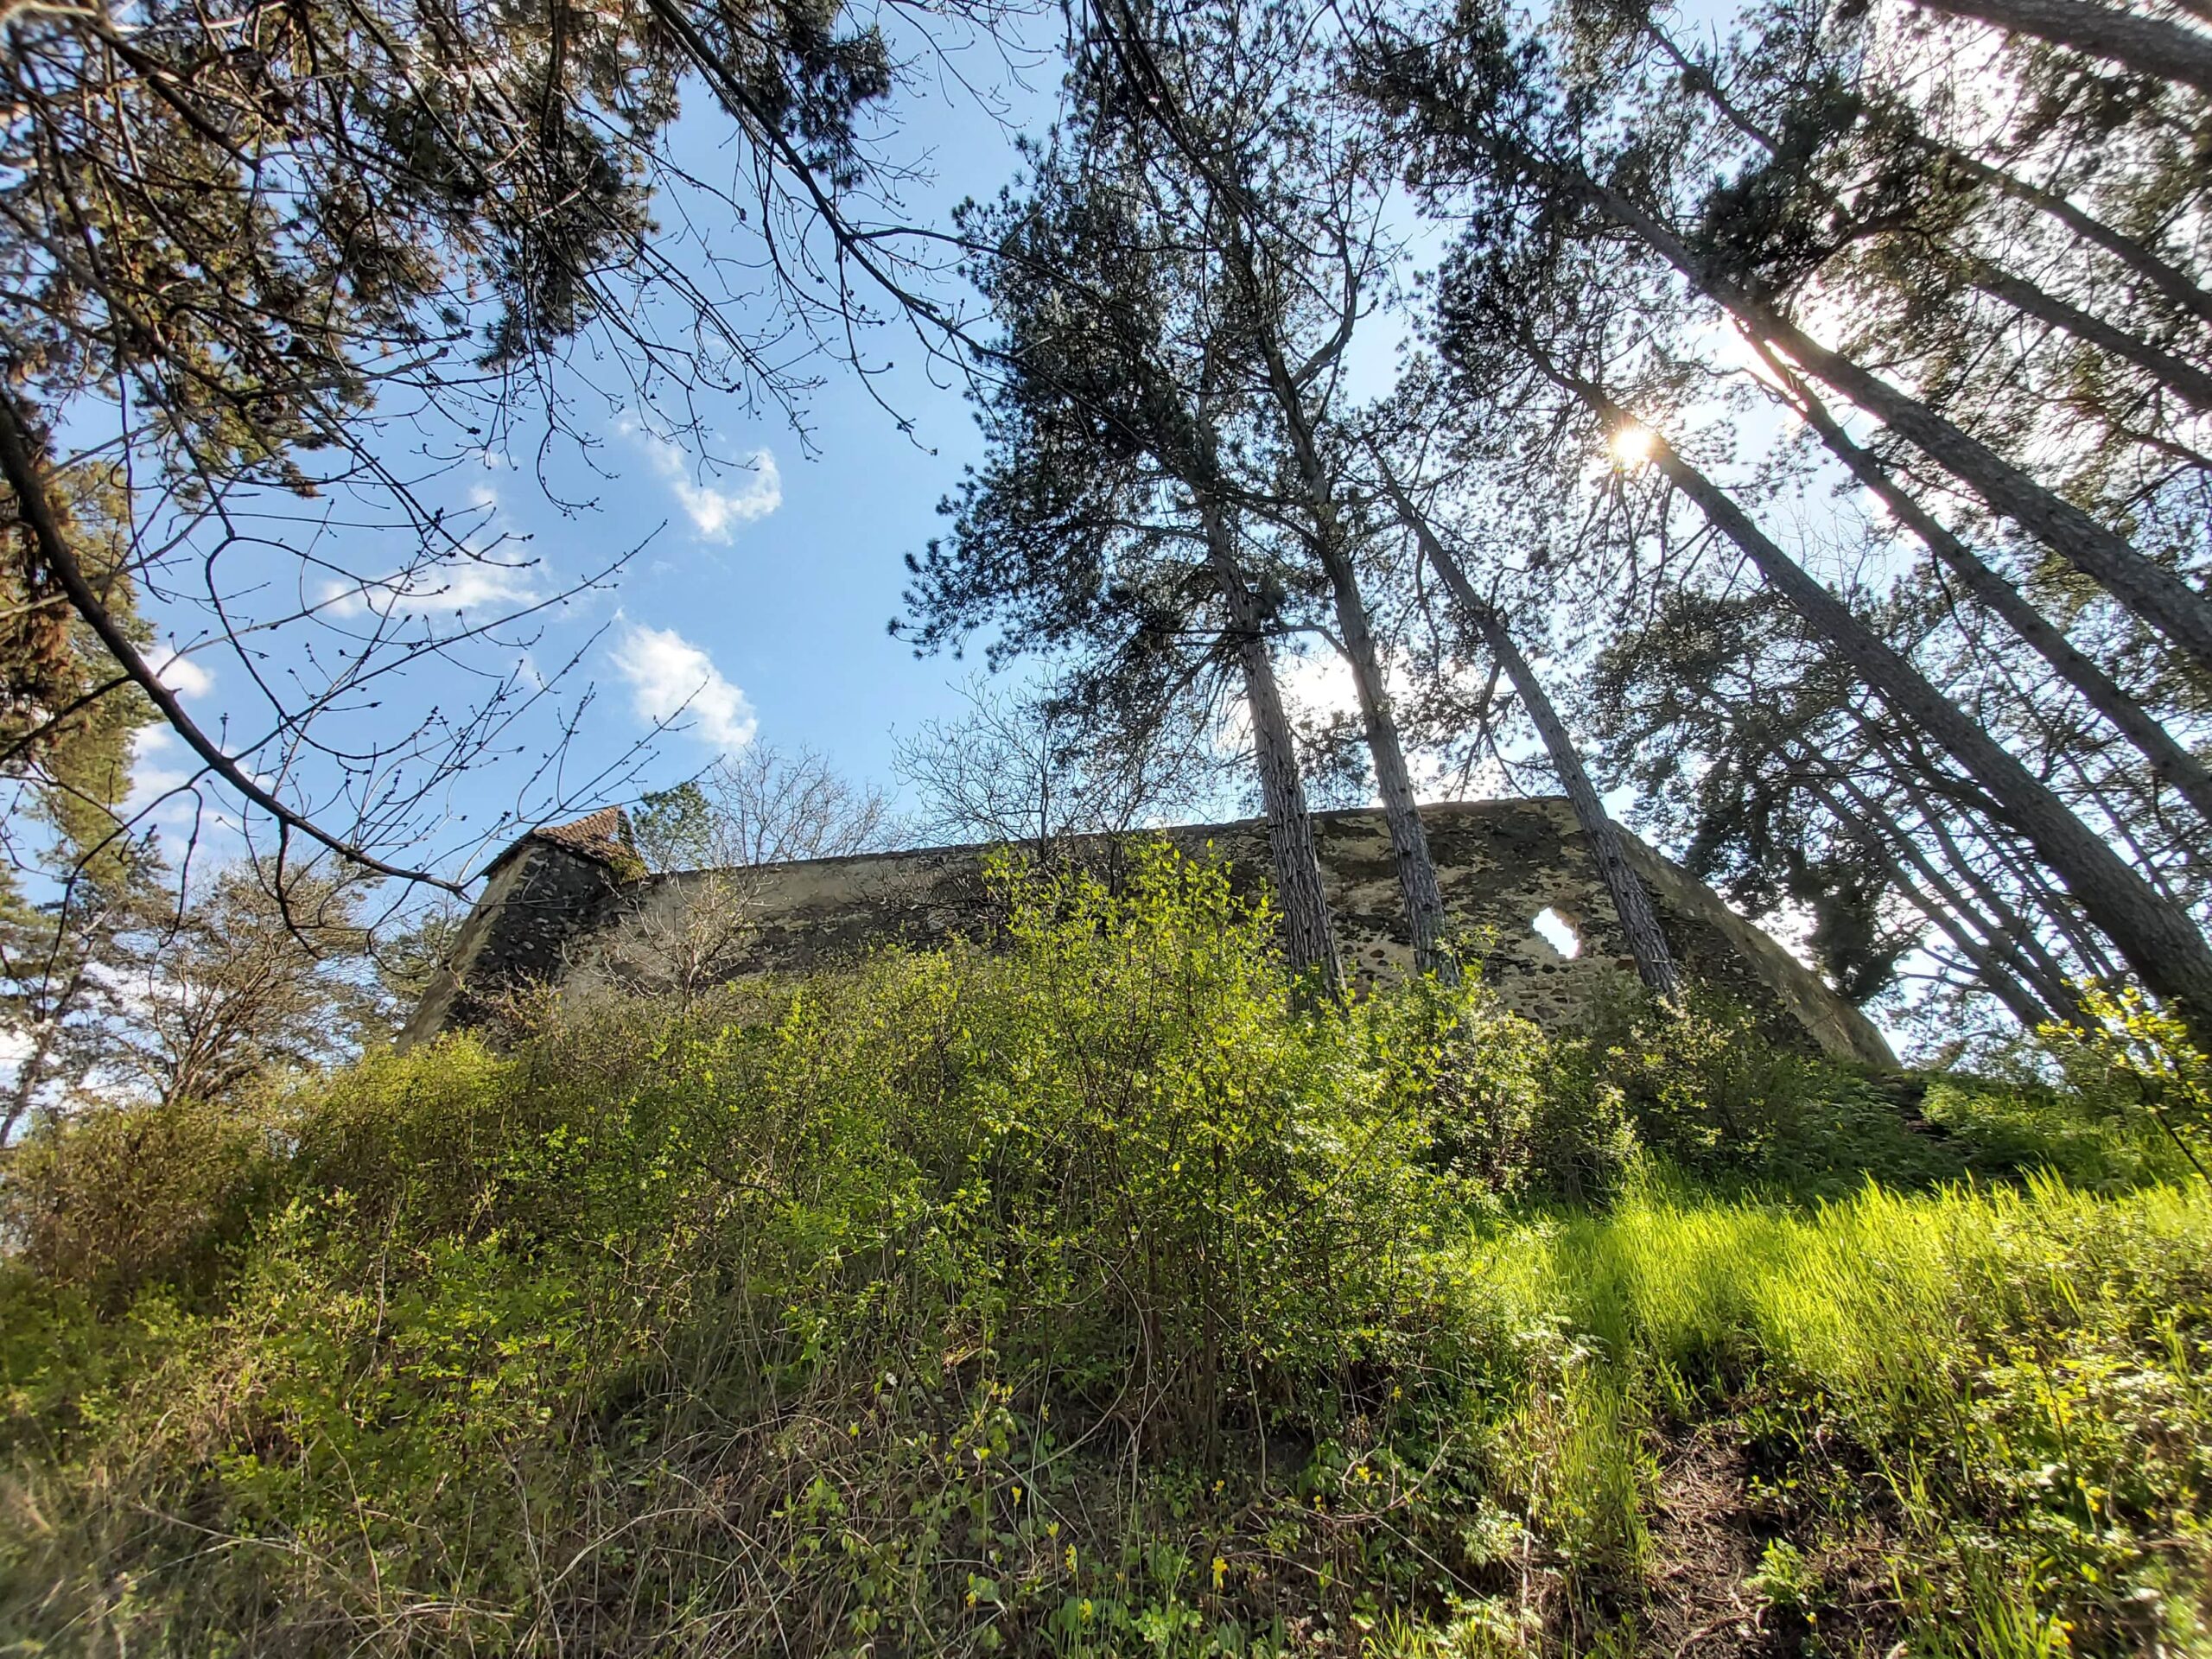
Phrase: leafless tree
[
  {"left": 893, "top": 677, "right": 1224, "bottom": 858},
  {"left": 632, "top": 745, "right": 904, "bottom": 871},
  {"left": 607, "top": 745, "right": 904, "bottom": 1002},
  {"left": 598, "top": 872, "right": 762, "bottom": 1007},
  {"left": 0, "top": 0, "right": 1039, "bottom": 922}
]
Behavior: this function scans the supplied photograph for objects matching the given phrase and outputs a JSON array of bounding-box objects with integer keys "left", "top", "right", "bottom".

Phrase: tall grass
[
  {"left": 1430, "top": 1175, "right": 2212, "bottom": 1655},
  {"left": 0, "top": 845, "right": 2204, "bottom": 1656}
]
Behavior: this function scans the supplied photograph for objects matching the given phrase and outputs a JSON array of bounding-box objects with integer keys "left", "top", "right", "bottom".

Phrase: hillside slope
[{"left": 2, "top": 849, "right": 2204, "bottom": 1656}]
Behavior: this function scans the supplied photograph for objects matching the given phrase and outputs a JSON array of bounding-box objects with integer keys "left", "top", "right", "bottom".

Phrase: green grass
[
  {"left": 0, "top": 847, "right": 2205, "bottom": 1656},
  {"left": 1435, "top": 1171, "right": 2211, "bottom": 1652}
]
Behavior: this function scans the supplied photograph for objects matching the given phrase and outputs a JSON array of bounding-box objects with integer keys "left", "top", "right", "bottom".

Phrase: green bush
[
  {"left": 2038, "top": 985, "right": 2212, "bottom": 1177},
  {"left": 1426, "top": 992, "right": 1640, "bottom": 1205},
  {"left": 0, "top": 845, "right": 1534, "bottom": 1653},
  {"left": 0, "top": 1095, "right": 283, "bottom": 1306},
  {"left": 1550, "top": 988, "right": 1855, "bottom": 1172},
  {"left": 0, "top": 844, "right": 2205, "bottom": 1656}
]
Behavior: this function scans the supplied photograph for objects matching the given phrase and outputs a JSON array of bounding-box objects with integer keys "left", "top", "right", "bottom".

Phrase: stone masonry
[{"left": 399, "top": 800, "right": 1897, "bottom": 1069}]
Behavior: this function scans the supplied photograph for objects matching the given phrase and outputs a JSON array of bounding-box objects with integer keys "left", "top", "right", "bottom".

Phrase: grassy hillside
[{"left": 0, "top": 848, "right": 2204, "bottom": 1656}]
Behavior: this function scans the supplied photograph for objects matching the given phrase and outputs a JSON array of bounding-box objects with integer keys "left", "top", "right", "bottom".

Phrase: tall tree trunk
[
  {"left": 1313, "top": 533, "right": 1458, "bottom": 981},
  {"left": 1808, "top": 758, "right": 2088, "bottom": 1023},
  {"left": 1200, "top": 508, "right": 1345, "bottom": 998},
  {"left": 1910, "top": 0, "right": 2212, "bottom": 94},
  {"left": 1643, "top": 19, "right": 2212, "bottom": 333},
  {"left": 1946, "top": 151, "right": 2212, "bottom": 328},
  {"left": 1967, "top": 261, "right": 2212, "bottom": 411},
  {"left": 2056, "top": 745, "right": 2193, "bottom": 906},
  {"left": 1900, "top": 754, "right": 2131, "bottom": 988},
  {"left": 1980, "top": 821, "right": 2126, "bottom": 982},
  {"left": 1649, "top": 23, "right": 2212, "bottom": 333},
  {"left": 1246, "top": 322, "right": 1457, "bottom": 981},
  {"left": 1547, "top": 358, "right": 2212, "bottom": 1048},
  {"left": 1866, "top": 726, "right": 2127, "bottom": 988},
  {"left": 1131, "top": 37, "right": 1457, "bottom": 983},
  {"left": 1573, "top": 175, "right": 2212, "bottom": 675},
  {"left": 1817, "top": 782, "right": 2064, "bottom": 1028},
  {"left": 1371, "top": 455, "right": 1682, "bottom": 1000},
  {"left": 1751, "top": 337, "right": 2212, "bottom": 823}
]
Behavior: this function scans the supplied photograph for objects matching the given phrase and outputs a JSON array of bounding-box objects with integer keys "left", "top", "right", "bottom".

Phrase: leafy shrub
[
  {"left": 0, "top": 1095, "right": 283, "bottom": 1305},
  {"left": 1924, "top": 1071, "right": 2198, "bottom": 1192},
  {"left": 2042, "top": 985, "right": 2212, "bottom": 1178},
  {"left": 1566, "top": 990, "right": 1847, "bottom": 1169},
  {"left": 0, "top": 844, "right": 1531, "bottom": 1652},
  {"left": 911, "top": 849, "right": 1472, "bottom": 1440},
  {"left": 1427, "top": 993, "right": 1639, "bottom": 1205},
  {"left": 2, "top": 846, "right": 2206, "bottom": 1656}
]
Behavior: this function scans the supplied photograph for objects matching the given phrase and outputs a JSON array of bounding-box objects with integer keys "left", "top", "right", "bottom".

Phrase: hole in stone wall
[{"left": 1531, "top": 906, "right": 1582, "bottom": 960}]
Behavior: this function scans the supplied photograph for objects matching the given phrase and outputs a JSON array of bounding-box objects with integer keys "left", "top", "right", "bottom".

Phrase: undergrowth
[{"left": 0, "top": 845, "right": 2204, "bottom": 1656}]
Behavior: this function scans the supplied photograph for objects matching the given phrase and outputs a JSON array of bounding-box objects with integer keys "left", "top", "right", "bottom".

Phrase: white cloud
[
  {"left": 636, "top": 431, "right": 781, "bottom": 541},
  {"left": 318, "top": 557, "right": 540, "bottom": 620},
  {"left": 609, "top": 620, "right": 756, "bottom": 751},
  {"left": 149, "top": 646, "right": 213, "bottom": 700},
  {"left": 124, "top": 725, "right": 195, "bottom": 814},
  {"left": 312, "top": 474, "right": 542, "bottom": 620}
]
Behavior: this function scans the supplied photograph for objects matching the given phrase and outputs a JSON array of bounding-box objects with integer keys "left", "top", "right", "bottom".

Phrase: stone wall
[
  {"left": 402, "top": 800, "right": 1896, "bottom": 1069},
  {"left": 397, "top": 809, "right": 632, "bottom": 1048}
]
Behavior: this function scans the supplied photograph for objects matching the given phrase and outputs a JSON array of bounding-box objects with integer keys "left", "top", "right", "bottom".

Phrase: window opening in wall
[{"left": 1531, "top": 906, "right": 1582, "bottom": 960}]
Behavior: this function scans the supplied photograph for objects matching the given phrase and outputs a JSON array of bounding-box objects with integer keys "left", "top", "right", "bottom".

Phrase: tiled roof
[{"left": 526, "top": 806, "right": 632, "bottom": 866}]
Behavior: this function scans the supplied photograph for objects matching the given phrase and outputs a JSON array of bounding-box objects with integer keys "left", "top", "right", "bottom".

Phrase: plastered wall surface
[{"left": 402, "top": 800, "right": 1896, "bottom": 1070}]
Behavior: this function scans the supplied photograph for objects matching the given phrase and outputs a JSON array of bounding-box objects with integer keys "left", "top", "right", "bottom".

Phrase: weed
[{"left": 0, "top": 846, "right": 2205, "bottom": 1654}]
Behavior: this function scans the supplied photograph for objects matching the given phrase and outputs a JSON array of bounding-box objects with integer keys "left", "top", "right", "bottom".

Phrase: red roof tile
[{"left": 526, "top": 806, "right": 632, "bottom": 866}]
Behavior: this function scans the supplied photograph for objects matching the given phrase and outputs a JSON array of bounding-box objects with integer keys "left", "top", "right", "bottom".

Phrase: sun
[{"left": 1608, "top": 422, "right": 1657, "bottom": 467}]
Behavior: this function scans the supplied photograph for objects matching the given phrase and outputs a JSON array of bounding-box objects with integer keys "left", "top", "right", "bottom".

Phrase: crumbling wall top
[{"left": 405, "top": 799, "right": 1898, "bottom": 1071}]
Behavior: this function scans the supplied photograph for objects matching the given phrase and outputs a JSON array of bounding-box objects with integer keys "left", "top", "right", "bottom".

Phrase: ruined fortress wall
[
  {"left": 402, "top": 799, "right": 1896, "bottom": 1069},
  {"left": 397, "top": 828, "right": 630, "bottom": 1047}
]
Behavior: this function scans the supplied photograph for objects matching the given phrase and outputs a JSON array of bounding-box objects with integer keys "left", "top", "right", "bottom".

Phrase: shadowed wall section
[{"left": 401, "top": 800, "right": 1897, "bottom": 1068}]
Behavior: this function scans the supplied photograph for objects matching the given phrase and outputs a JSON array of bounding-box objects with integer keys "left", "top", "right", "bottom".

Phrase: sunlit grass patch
[{"left": 1433, "top": 1173, "right": 2212, "bottom": 1653}]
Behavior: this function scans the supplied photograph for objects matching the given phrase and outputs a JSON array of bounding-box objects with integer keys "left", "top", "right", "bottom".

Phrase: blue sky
[
  {"left": 124, "top": 13, "right": 1459, "bottom": 889},
  {"left": 126, "top": 23, "right": 1078, "bottom": 884},
  {"left": 507, "top": 47, "right": 1063, "bottom": 831}
]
